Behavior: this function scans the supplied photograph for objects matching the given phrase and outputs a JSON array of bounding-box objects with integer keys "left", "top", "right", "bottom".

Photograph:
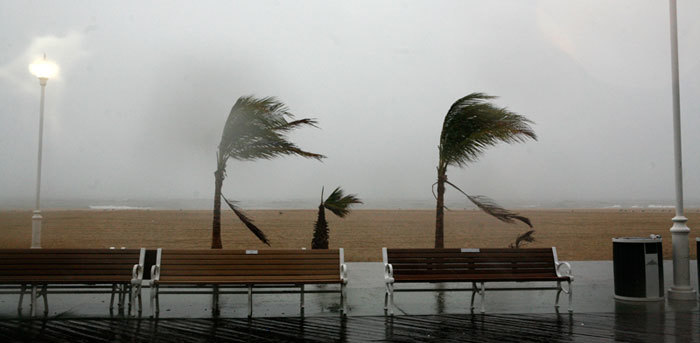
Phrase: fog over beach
[{"left": 2, "top": 1, "right": 700, "bottom": 211}]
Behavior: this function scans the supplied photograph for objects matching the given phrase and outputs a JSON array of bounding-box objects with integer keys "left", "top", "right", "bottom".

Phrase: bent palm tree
[
  {"left": 435, "top": 93, "right": 537, "bottom": 248},
  {"left": 212, "top": 96, "right": 324, "bottom": 249},
  {"left": 312, "top": 187, "right": 362, "bottom": 249}
]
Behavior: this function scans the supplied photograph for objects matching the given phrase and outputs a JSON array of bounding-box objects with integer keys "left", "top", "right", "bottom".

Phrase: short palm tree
[
  {"left": 434, "top": 93, "right": 537, "bottom": 248},
  {"left": 311, "top": 186, "right": 362, "bottom": 249},
  {"left": 212, "top": 96, "right": 324, "bottom": 249}
]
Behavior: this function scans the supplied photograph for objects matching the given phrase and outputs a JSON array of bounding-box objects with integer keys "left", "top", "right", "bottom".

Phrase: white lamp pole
[
  {"left": 667, "top": 0, "right": 696, "bottom": 300},
  {"left": 28, "top": 54, "right": 58, "bottom": 249}
]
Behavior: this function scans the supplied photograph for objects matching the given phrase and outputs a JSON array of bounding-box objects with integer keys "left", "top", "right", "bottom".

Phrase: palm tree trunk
[
  {"left": 312, "top": 204, "right": 329, "bottom": 249},
  {"left": 435, "top": 167, "right": 447, "bottom": 248},
  {"left": 211, "top": 169, "right": 224, "bottom": 249}
]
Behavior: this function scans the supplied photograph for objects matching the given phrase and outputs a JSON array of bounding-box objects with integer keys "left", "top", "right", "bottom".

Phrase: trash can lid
[{"left": 613, "top": 235, "right": 662, "bottom": 243}]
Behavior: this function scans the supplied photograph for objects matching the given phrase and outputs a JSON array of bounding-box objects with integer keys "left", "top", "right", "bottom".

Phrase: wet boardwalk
[{"left": 1, "top": 312, "right": 699, "bottom": 342}]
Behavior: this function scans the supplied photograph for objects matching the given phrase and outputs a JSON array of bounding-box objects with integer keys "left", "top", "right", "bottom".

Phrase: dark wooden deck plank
[{"left": 0, "top": 312, "right": 698, "bottom": 342}]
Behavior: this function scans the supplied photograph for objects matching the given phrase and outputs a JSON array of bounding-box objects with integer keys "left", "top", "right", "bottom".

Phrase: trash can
[{"left": 613, "top": 235, "right": 664, "bottom": 301}]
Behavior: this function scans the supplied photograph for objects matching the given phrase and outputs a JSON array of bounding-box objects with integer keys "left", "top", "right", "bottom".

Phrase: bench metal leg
[
  {"left": 129, "top": 283, "right": 142, "bottom": 316},
  {"left": 555, "top": 281, "right": 562, "bottom": 309},
  {"left": 247, "top": 285, "right": 252, "bottom": 318},
  {"left": 110, "top": 284, "right": 117, "bottom": 312},
  {"left": 41, "top": 285, "right": 48, "bottom": 316},
  {"left": 126, "top": 285, "right": 132, "bottom": 315},
  {"left": 138, "top": 284, "right": 143, "bottom": 315},
  {"left": 567, "top": 281, "right": 573, "bottom": 313},
  {"left": 212, "top": 285, "right": 220, "bottom": 317},
  {"left": 150, "top": 284, "right": 159, "bottom": 318},
  {"left": 155, "top": 286, "right": 160, "bottom": 316},
  {"left": 479, "top": 282, "right": 486, "bottom": 313},
  {"left": 470, "top": 282, "right": 477, "bottom": 312},
  {"left": 117, "top": 284, "right": 125, "bottom": 312},
  {"left": 30, "top": 285, "right": 37, "bottom": 318},
  {"left": 340, "top": 282, "right": 347, "bottom": 317},
  {"left": 386, "top": 283, "right": 395, "bottom": 316},
  {"left": 18, "top": 284, "right": 26, "bottom": 313},
  {"left": 384, "top": 287, "right": 389, "bottom": 311},
  {"left": 300, "top": 285, "right": 305, "bottom": 316}
]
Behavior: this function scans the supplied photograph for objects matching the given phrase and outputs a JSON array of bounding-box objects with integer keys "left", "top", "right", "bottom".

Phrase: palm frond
[
  {"left": 445, "top": 180, "right": 532, "bottom": 227},
  {"left": 510, "top": 230, "right": 536, "bottom": 248},
  {"left": 218, "top": 95, "right": 325, "bottom": 163},
  {"left": 323, "top": 186, "right": 362, "bottom": 218},
  {"left": 439, "top": 93, "right": 536, "bottom": 168},
  {"left": 222, "top": 194, "right": 270, "bottom": 246}
]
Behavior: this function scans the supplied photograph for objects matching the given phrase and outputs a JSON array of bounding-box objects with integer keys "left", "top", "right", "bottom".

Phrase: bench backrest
[
  {"left": 0, "top": 248, "right": 144, "bottom": 284},
  {"left": 154, "top": 249, "right": 344, "bottom": 284},
  {"left": 384, "top": 248, "right": 560, "bottom": 281}
]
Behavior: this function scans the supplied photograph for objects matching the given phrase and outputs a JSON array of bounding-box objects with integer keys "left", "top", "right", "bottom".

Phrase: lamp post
[
  {"left": 666, "top": 0, "right": 696, "bottom": 300},
  {"left": 28, "top": 54, "right": 58, "bottom": 249}
]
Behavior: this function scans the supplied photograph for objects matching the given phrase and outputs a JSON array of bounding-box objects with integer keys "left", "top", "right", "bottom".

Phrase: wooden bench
[
  {"left": 0, "top": 248, "right": 145, "bottom": 317},
  {"left": 382, "top": 247, "right": 573, "bottom": 315},
  {"left": 148, "top": 248, "right": 348, "bottom": 317}
]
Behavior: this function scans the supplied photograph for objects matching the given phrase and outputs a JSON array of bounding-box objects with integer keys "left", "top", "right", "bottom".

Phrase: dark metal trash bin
[{"left": 613, "top": 236, "right": 664, "bottom": 301}]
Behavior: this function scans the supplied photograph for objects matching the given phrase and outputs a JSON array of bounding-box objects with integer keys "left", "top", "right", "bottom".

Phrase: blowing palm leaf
[
  {"left": 222, "top": 195, "right": 270, "bottom": 246},
  {"left": 434, "top": 93, "right": 537, "bottom": 248},
  {"left": 212, "top": 96, "right": 325, "bottom": 249},
  {"left": 312, "top": 186, "right": 362, "bottom": 249},
  {"left": 510, "top": 230, "right": 536, "bottom": 249}
]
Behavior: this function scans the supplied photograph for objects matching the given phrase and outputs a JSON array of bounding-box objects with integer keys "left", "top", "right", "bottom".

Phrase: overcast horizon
[{"left": 2, "top": 1, "right": 700, "bottom": 211}]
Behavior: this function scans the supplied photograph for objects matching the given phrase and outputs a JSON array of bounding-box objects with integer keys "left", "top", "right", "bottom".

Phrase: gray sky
[{"left": 1, "top": 0, "right": 700, "bottom": 208}]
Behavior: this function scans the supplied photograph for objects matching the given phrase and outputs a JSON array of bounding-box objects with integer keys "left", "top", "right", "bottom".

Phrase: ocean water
[{"left": 1, "top": 197, "right": 696, "bottom": 210}]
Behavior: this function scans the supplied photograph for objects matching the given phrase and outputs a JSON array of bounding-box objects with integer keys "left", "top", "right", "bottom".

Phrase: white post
[
  {"left": 666, "top": 0, "right": 696, "bottom": 300},
  {"left": 31, "top": 78, "right": 47, "bottom": 249}
]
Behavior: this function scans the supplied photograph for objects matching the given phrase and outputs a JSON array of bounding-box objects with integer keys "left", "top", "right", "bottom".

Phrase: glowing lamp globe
[{"left": 29, "top": 56, "right": 59, "bottom": 80}]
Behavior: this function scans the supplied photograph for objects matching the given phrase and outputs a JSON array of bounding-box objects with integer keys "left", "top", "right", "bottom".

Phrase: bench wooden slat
[
  {"left": 0, "top": 275, "right": 133, "bottom": 282},
  {"left": 394, "top": 269, "right": 557, "bottom": 276},
  {"left": 157, "top": 275, "right": 341, "bottom": 284},
  {"left": 0, "top": 259, "right": 139, "bottom": 265},
  {"left": 387, "top": 253, "right": 555, "bottom": 259},
  {"left": 0, "top": 249, "right": 141, "bottom": 285},
  {"left": 160, "top": 260, "right": 339, "bottom": 267},
  {"left": 393, "top": 274, "right": 569, "bottom": 282},
  {"left": 159, "top": 269, "right": 339, "bottom": 277},
  {"left": 386, "top": 248, "right": 567, "bottom": 284},
  {"left": 0, "top": 264, "right": 136, "bottom": 270},
  {"left": 393, "top": 262, "right": 554, "bottom": 270},
  {"left": 0, "top": 270, "right": 133, "bottom": 276},
  {"left": 162, "top": 249, "right": 339, "bottom": 255},
  {"left": 162, "top": 264, "right": 338, "bottom": 271},
  {"left": 388, "top": 257, "right": 554, "bottom": 264},
  {"left": 161, "top": 254, "right": 339, "bottom": 261},
  {"left": 387, "top": 248, "right": 553, "bottom": 254},
  {"left": 0, "top": 249, "right": 141, "bottom": 254},
  {"left": 156, "top": 249, "right": 343, "bottom": 285}
]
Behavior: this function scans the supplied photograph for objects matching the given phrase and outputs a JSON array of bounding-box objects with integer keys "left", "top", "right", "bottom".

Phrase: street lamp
[
  {"left": 666, "top": 0, "right": 696, "bottom": 300},
  {"left": 28, "top": 54, "right": 58, "bottom": 249}
]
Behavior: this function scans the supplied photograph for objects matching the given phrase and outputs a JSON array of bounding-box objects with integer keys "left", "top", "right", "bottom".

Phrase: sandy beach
[{"left": 1, "top": 209, "right": 698, "bottom": 261}]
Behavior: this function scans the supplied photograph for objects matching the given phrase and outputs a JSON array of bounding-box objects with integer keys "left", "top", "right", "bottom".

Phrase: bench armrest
[
  {"left": 340, "top": 264, "right": 348, "bottom": 284},
  {"left": 150, "top": 265, "right": 161, "bottom": 283},
  {"left": 556, "top": 261, "right": 574, "bottom": 281},
  {"left": 131, "top": 264, "right": 143, "bottom": 282},
  {"left": 384, "top": 263, "right": 394, "bottom": 284}
]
